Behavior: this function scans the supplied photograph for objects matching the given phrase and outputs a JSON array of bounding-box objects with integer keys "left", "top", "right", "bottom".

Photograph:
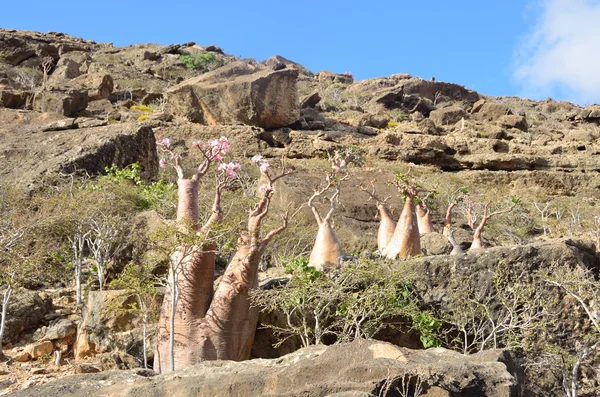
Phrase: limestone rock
[
  {"left": 0, "top": 120, "right": 159, "bottom": 187},
  {"left": 498, "top": 114, "right": 528, "bottom": 131},
  {"left": 0, "top": 87, "right": 33, "bottom": 109},
  {"left": 24, "top": 340, "right": 53, "bottom": 360},
  {"left": 167, "top": 60, "right": 300, "bottom": 128},
  {"left": 33, "top": 89, "right": 88, "bottom": 116},
  {"left": 472, "top": 103, "right": 511, "bottom": 122},
  {"left": 12, "top": 339, "right": 521, "bottom": 397},
  {"left": 421, "top": 232, "right": 452, "bottom": 255},
  {"left": 74, "top": 290, "right": 159, "bottom": 362},
  {"left": 429, "top": 105, "right": 467, "bottom": 126},
  {"left": 44, "top": 319, "right": 76, "bottom": 341}
]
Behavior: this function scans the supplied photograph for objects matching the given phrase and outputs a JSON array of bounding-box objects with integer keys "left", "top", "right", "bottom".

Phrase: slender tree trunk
[
  {"left": 75, "top": 259, "right": 82, "bottom": 305},
  {"left": 470, "top": 225, "right": 485, "bottom": 250},
  {"left": 139, "top": 296, "right": 148, "bottom": 369},
  {"left": 442, "top": 201, "right": 457, "bottom": 237},
  {"left": 447, "top": 229, "right": 464, "bottom": 255},
  {"left": 416, "top": 205, "right": 435, "bottom": 235},
  {"left": 308, "top": 220, "right": 344, "bottom": 271},
  {"left": 0, "top": 285, "right": 12, "bottom": 357},
  {"left": 377, "top": 205, "right": 396, "bottom": 253},
  {"left": 383, "top": 195, "right": 421, "bottom": 259}
]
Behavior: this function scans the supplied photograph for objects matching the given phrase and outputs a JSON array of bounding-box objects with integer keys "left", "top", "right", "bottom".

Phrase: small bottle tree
[
  {"left": 469, "top": 198, "right": 519, "bottom": 251},
  {"left": 307, "top": 149, "right": 363, "bottom": 270},
  {"left": 416, "top": 190, "right": 438, "bottom": 235},
  {"left": 382, "top": 174, "right": 423, "bottom": 260},
  {"left": 357, "top": 181, "right": 395, "bottom": 253}
]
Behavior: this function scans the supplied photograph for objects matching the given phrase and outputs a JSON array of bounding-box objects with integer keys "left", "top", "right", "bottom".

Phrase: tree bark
[
  {"left": 154, "top": 178, "right": 216, "bottom": 373},
  {"left": 377, "top": 205, "right": 396, "bottom": 253},
  {"left": 382, "top": 195, "right": 421, "bottom": 259},
  {"left": 308, "top": 220, "right": 343, "bottom": 271},
  {"left": 0, "top": 284, "right": 12, "bottom": 358},
  {"left": 189, "top": 241, "right": 262, "bottom": 361},
  {"left": 442, "top": 201, "right": 457, "bottom": 237},
  {"left": 416, "top": 205, "right": 435, "bottom": 235}
]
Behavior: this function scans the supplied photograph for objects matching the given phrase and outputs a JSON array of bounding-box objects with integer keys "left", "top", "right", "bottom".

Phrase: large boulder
[
  {"left": 167, "top": 60, "right": 300, "bottom": 129},
  {"left": 429, "top": 105, "right": 467, "bottom": 126},
  {"left": 0, "top": 289, "right": 52, "bottom": 344},
  {"left": 0, "top": 86, "right": 32, "bottom": 109},
  {"left": 74, "top": 290, "right": 160, "bottom": 363},
  {"left": 33, "top": 89, "right": 88, "bottom": 116},
  {"left": 13, "top": 339, "right": 521, "bottom": 397}
]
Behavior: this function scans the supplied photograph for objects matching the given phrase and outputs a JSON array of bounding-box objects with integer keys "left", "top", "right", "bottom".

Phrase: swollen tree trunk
[
  {"left": 307, "top": 180, "right": 344, "bottom": 270},
  {"left": 416, "top": 205, "right": 435, "bottom": 235},
  {"left": 382, "top": 195, "right": 421, "bottom": 259},
  {"left": 309, "top": 220, "right": 344, "bottom": 271},
  {"left": 377, "top": 205, "right": 396, "bottom": 253},
  {"left": 188, "top": 186, "right": 288, "bottom": 363},
  {"left": 0, "top": 284, "right": 12, "bottom": 358},
  {"left": 154, "top": 178, "right": 217, "bottom": 373}
]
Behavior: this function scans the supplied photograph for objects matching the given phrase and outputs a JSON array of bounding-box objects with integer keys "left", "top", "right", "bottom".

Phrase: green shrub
[
  {"left": 137, "top": 115, "right": 149, "bottom": 121},
  {"left": 180, "top": 52, "right": 224, "bottom": 72},
  {"left": 251, "top": 257, "right": 432, "bottom": 347}
]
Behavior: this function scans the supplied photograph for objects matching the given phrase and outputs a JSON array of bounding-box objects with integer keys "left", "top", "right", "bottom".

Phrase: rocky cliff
[{"left": 1, "top": 28, "right": 600, "bottom": 396}]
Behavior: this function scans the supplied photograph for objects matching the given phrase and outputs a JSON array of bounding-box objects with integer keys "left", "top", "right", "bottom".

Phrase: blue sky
[{"left": 2, "top": 0, "right": 600, "bottom": 105}]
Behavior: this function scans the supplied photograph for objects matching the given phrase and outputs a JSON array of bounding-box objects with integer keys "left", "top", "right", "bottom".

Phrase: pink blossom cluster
[
  {"left": 218, "top": 162, "right": 242, "bottom": 179},
  {"left": 258, "top": 184, "right": 273, "bottom": 193},
  {"left": 251, "top": 154, "right": 270, "bottom": 174},
  {"left": 201, "top": 136, "right": 231, "bottom": 162},
  {"left": 156, "top": 135, "right": 182, "bottom": 168}
]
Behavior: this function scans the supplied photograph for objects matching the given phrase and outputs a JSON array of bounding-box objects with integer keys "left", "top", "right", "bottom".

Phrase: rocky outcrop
[
  {"left": 74, "top": 290, "right": 158, "bottom": 363},
  {"left": 0, "top": 116, "right": 159, "bottom": 186},
  {"left": 167, "top": 60, "right": 300, "bottom": 128},
  {"left": 1, "top": 289, "right": 52, "bottom": 345},
  {"left": 33, "top": 89, "right": 88, "bottom": 116},
  {"left": 13, "top": 339, "right": 521, "bottom": 397}
]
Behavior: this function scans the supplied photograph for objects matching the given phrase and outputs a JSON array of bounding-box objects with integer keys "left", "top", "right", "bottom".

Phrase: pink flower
[
  {"left": 218, "top": 136, "right": 230, "bottom": 154},
  {"left": 160, "top": 138, "right": 170, "bottom": 148},
  {"left": 214, "top": 154, "right": 223, "bottom": 162},
  {"left": 218, "top": 162, "right": 241, "bottom": 179},
  {"left": 159, "top": 158, "right": 167, "bottom": 168},
  {"left": 258, "top": 184, "right": 273, "bottom": 193},
  {"left": 251, "top": 154, "right": 263, "bottom": 164},
  {"left": 259, "top": 162, "right": 270, "bottom": 174}
]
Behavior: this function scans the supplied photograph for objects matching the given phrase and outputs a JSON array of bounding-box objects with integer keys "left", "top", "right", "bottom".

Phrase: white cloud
[{"left": 514, "top": 0, "right": 600, "bottom": 105}]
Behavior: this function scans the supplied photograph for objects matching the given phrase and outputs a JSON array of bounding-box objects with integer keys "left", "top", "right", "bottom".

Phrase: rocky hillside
[{"left": 1, "top": 28, "right": 600, "bottom": 396}]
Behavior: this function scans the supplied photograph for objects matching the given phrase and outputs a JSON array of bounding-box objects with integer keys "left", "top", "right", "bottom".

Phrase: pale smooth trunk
[
  {"left": 470, "top": 227, "right": 484, "bottom": 250},
  {"left": 383, "top": 197, "right": 421, "bottom": 259},
  {"left": 0, "top": 285, "right": 12, "bottom": 357},
  {"left": 308, "top": 221, "right": 343, "bottom": 271},
  {"left": 377, "top": 205, "right": 396, "bottom": 253},
  {"left": 416, "top": 206, "right": 435, "bottom": 235}
]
